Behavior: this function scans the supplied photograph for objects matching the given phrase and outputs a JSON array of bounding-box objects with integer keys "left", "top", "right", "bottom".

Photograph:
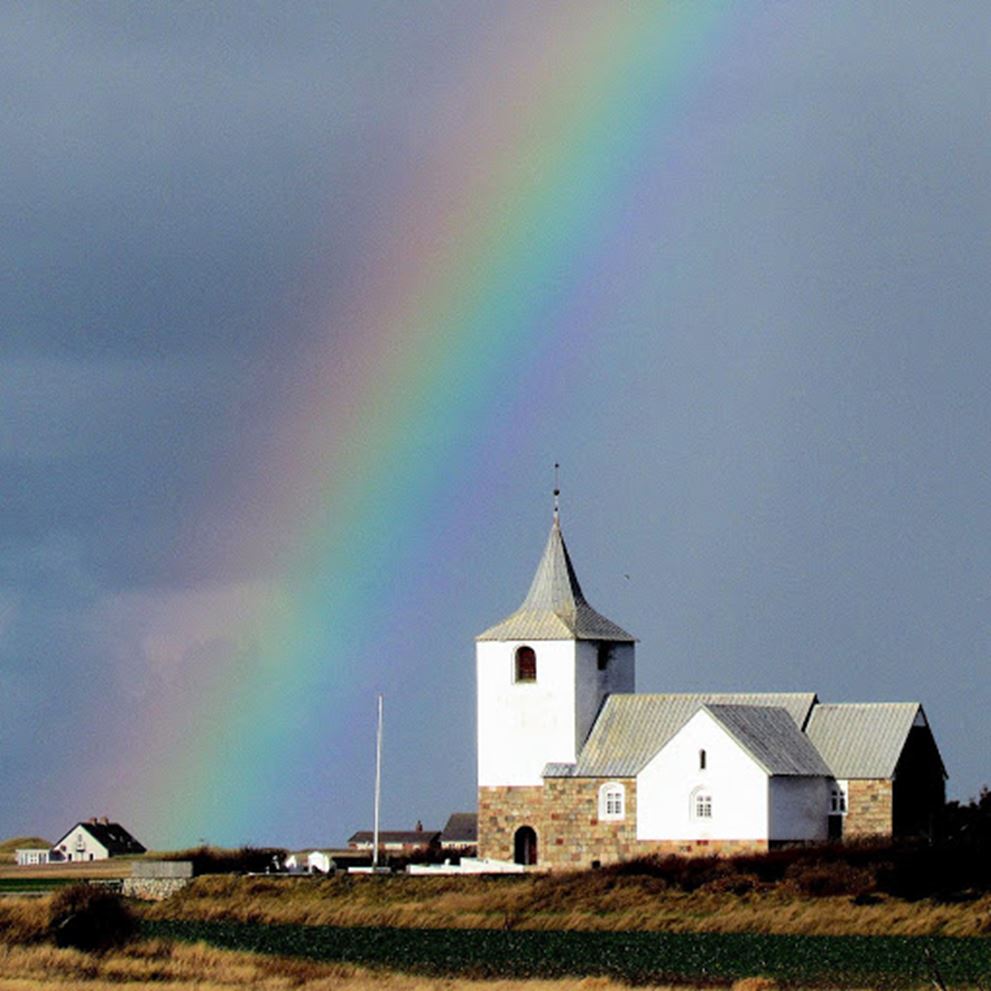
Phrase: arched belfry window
[
  {"left": 515, "top": 645, "right": 536, "bottom": 683},
  {"left": 597, "top": 642, "right": 612, "bottom": 671},
  {"left": 598, "top": 782, "right": 626, "bottom": 821}
]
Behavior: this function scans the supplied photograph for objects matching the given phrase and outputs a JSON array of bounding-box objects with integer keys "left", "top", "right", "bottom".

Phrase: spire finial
[{"left": 553, "top": 463, "right": 560, "bottom": 523}]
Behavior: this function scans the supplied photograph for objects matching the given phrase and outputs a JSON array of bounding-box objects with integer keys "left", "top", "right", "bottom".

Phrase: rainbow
[{"left": 108, "top": 5, "right": 737, "bottom": 846}]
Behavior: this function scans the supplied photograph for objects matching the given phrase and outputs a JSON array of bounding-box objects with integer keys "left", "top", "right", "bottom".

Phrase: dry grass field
[
  {"left": 143, "top": 871, "right": 991, "bottom": 938},
  {"left": 0, "top": 861, "right": 134, "bottom": 882}
]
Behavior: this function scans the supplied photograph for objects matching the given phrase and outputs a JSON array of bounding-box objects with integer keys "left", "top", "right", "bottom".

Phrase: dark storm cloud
[
  {"left": 0, "top": 2, "right": 505, "bottom": 361},
  {"left": 2, "top": 1, "right": 990, "bottom": 847}
]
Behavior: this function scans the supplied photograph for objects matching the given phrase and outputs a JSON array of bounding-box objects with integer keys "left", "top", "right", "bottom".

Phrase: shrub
[
  {"left": 48, "top": 884, "right": 135, "bottom": 951},
  {"left": 701, "top": 871, "right": 762, "bottom": 896},
  {"left": 782, "top": 860, "right": 875, "bottom": 898},
  {"left": 162, "top": 845, "right": 287, "bottom": 875}
]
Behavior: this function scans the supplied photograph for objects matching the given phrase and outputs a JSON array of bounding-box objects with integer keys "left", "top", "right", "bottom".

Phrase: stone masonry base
[{"left": 479, "top": 784, "right": 772, "bottom": 869}]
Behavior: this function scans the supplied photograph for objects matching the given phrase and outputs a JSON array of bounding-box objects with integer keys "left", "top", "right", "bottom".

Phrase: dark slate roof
[
  {"left": 560, "top": 692, "right": 818, "bottom": 777},
  {"left": 55, "top": 821, "right": 145, "bottom": 855},
  {"left": 347, "top": 830, "right": 441, "bottom": 846},
  {"left": 440, "top": 812, "right": 478, "bottom": 844},
  {"left": 703, "top": 704, "right": 832, "bottom": 777},
  {"left": 805, "top": 702, "right": 945, "bottom": 779},
  {"left": 477, "top": 518, "right": 634, "bottom": 642}
]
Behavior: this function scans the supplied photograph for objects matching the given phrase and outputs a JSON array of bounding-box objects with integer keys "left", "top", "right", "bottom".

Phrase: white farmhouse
[{"left": 50, "top": 818, "right": 145, "bottom": 862}]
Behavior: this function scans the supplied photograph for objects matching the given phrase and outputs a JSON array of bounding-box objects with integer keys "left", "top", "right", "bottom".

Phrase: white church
[{"left": 476, "top": 510, "right": 945, "bottom": 868}]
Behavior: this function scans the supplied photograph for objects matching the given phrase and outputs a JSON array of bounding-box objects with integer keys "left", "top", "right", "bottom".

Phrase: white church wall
[
  {"left": 574, "top": 640, "right": 635, "bottom": 753},
  {"left": 636, "top": 709, "right": 769, "bottom": 842},
  {"left": 769, "top": 776, "right": 831, "bottom": 841},
  {"left": 477, "top": 639, "right": 580, "bottom": 787}
]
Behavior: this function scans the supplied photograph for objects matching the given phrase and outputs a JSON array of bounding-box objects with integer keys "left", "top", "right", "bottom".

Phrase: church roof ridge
[{"left": 476, "top": 517, "right": 634, "bottom": 642}]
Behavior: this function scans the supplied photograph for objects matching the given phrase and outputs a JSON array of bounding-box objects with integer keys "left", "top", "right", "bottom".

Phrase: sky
[{"left": 2, "top": 2, "right": 989, "bottom": 850}]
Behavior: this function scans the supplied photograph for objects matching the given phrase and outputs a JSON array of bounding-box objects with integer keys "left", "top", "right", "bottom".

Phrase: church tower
[{"left": 476, "top": 511, "right": 636, "bottom": 791}]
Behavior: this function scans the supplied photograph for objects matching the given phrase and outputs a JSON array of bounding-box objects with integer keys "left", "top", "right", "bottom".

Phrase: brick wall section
[
  {"left": 479, "top": 783, "right": 769, "bottom": 868},
  {"left": 843, "top": 778, "right": 893, "bottom": 838}
]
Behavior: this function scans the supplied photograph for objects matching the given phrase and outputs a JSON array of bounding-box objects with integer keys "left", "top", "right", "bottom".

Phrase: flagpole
[{"left": 372, "top": 693, "right": 383, "bottom": 869}]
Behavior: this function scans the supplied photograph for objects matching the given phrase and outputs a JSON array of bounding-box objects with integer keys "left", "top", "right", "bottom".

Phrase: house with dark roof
[
  {"left": 347, "top": 828, "right": 441, "bottom": 852},
  {"left": 51, "top": 818, "right": 146, "bottom": 862},
  {"left": 476, "top": 511, "right": 946, "bottom": 867},
  {"left": 440, "top": 812, "right": 478, "bottom": 849}
]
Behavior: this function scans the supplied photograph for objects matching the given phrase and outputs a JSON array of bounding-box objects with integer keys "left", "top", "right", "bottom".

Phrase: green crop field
[
  {"left": 0, "top": 877, "right": 77, "bottom": 894},
  {"left": 144, "top": 919, "right": 991, "bottom": 987}
]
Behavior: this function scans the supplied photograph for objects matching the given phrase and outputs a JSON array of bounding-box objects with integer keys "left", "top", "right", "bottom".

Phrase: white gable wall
[
  {"left": 636, "top": 709, "right": 769, "bottom": 842},
  {"left": 769, "top": 776, "right": 830, "bottom": 841}
]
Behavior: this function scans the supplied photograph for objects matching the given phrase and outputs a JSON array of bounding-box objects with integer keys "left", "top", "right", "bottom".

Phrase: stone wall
[
  {"left": 478, "top": 785, "right": 544, "bottom": 862},
  {"left": 542, "top": 777, "right": 639, "bottom": 868},
  {"left": 121, "top": 876, "right": 191, "bottom": 900},
  {"left": 479, "top": 782, "right": 770, "bottom": 868},
  {"left": 843, "top": 778, "right": 893, "bottom": 838}
]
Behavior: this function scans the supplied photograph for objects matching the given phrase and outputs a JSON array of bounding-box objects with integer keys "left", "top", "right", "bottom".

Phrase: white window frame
[
  {"left": 691, "top": 787, "right": 713, "bottom": 820},
  {"left": 598, "top": 782, "right": 626, "bottom": 821},
  {"left": 830, "top": 780, "right": 848, "bottom": 815}
]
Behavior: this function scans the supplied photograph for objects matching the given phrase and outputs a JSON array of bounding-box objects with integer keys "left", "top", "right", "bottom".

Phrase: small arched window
[
  {"left": 598, "top": 782, "right": 626, "bottom": 821},
  {"left": 691, "top": 787, "right": 712, "bottom": 819},
  {"left": 699, "top": 749, "right": 707, "bottom": 770},
  {"left": 515, "top": 645, "right": 537, "bottom": 683}
]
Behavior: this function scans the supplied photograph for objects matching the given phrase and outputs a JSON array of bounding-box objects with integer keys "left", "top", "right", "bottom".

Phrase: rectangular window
[
  {"left": 599, "top": 784, "right": 626, "bottom": 821},
  {"left": 695, "top": 794, "right": 712, "bottom": 818}
]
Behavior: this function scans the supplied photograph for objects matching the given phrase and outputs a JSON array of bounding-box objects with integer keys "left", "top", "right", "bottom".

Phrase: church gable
[
  {"left": 635, "top": 706, "right": 831, "bottom": 846},
  {"left": 573, "top": 692, "right": 818, "bottom": 778}
]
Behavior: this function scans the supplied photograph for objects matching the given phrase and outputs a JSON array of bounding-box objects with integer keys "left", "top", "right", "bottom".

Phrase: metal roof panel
[
  {"left": 804, "top": 702, "right": 923, "bottom": 778},
  {"left": 703, "top": 704, "right": 832, "bottom": 776},
  {"left": 573, "top": 692, "right": 818, "bottom": 776}
]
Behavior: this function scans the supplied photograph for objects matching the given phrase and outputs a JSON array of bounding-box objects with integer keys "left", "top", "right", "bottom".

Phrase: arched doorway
[{"left": 513, "top": 826, "right": 537, "bottom": 866}]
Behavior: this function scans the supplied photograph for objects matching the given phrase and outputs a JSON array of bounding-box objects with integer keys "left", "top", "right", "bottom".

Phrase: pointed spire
[{"left": 477, "top": 514, "right": 634, "bottom": 642}]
